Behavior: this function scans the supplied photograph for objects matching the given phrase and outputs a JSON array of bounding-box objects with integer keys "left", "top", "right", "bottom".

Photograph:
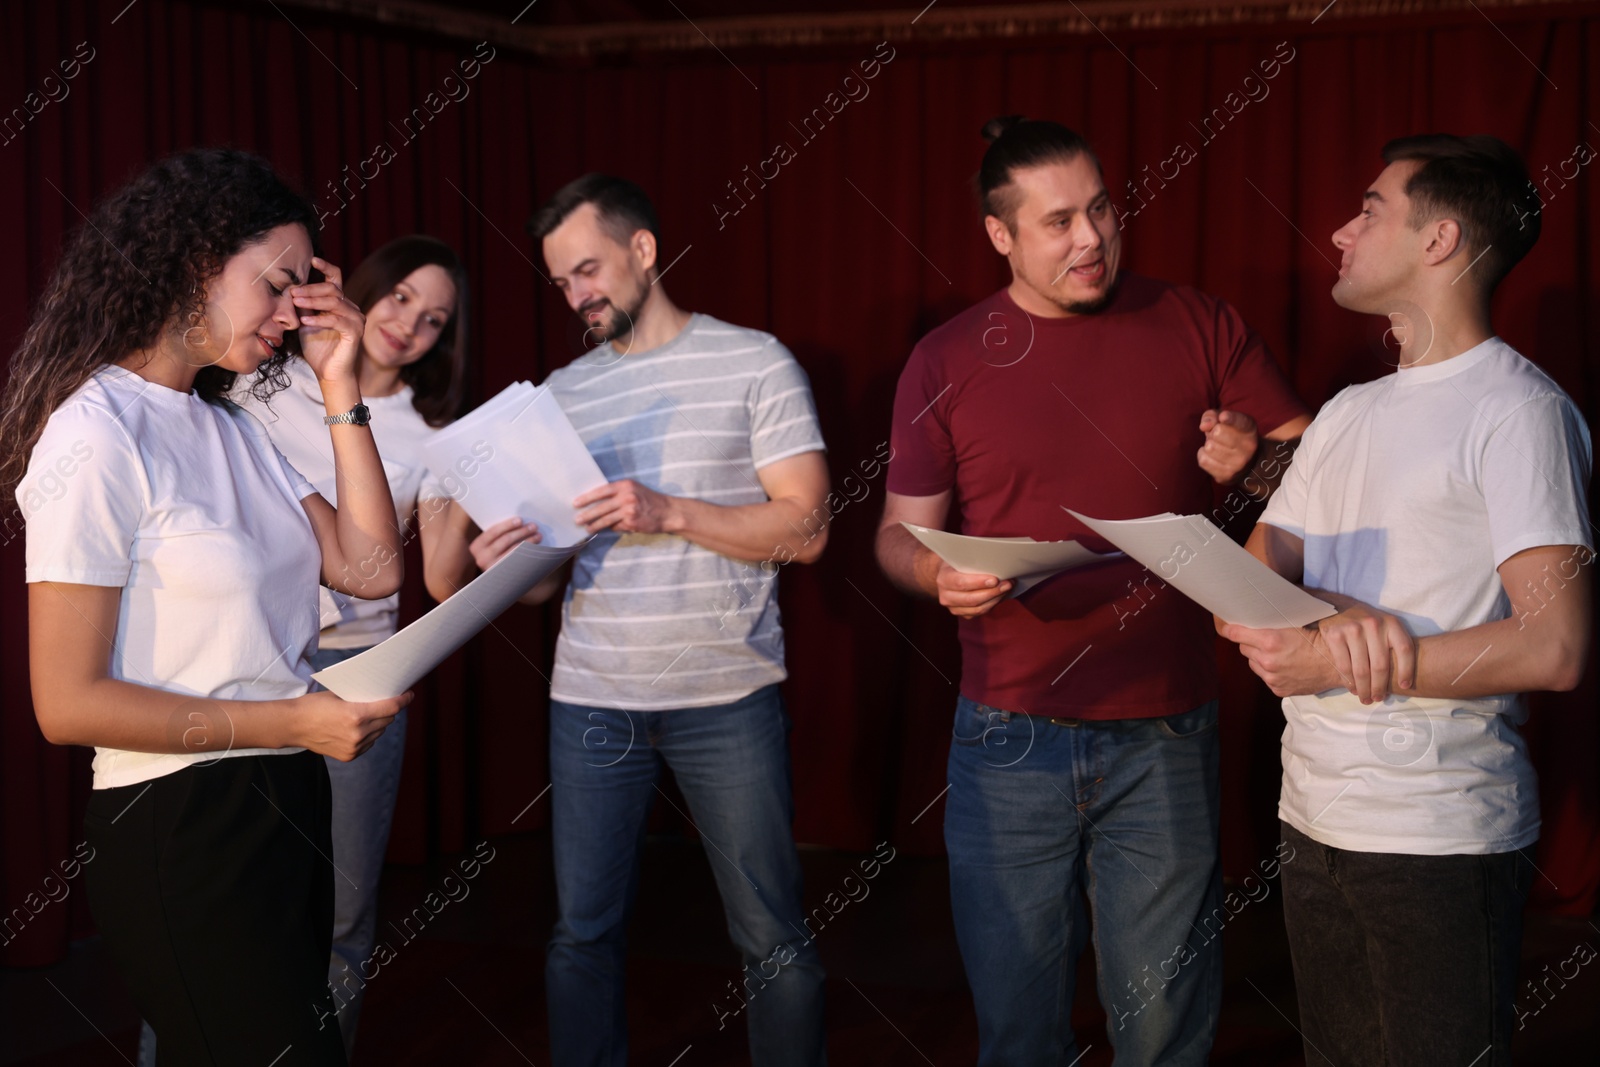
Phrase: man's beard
[
  {"left": 580, "top": 290, "right": 645, "bottom": 347},
  {"left": 1052, "top": 272, "right": 1121, "bottom": 316}
]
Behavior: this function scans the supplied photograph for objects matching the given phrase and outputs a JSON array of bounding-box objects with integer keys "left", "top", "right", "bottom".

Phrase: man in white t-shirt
[{"left": 1218, "top": 135, "right": 1592, "bottom": 1067}]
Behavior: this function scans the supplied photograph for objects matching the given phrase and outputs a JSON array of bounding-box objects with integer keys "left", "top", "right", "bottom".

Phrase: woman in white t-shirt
[
  {"left": 224, "top": 235, "right": 479, "bottom": 1059},
  {"left": 0, "top": 149, "right": 407, "bottom": 1066}
]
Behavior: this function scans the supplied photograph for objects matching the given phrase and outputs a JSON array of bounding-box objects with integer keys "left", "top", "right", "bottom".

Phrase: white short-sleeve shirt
[
  {"left": 233, "top": 358, "right": 447, "bottom": 648},
  {"left": 19, "top": 365, "right": 324, "bottom": 789},
  {"left": 1261, "top": 338, "right": 1592, "bottom": 854}
]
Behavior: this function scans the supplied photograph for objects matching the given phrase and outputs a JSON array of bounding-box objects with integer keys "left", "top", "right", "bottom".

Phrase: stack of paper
[
  {"left": 1065, "top": 510, "right": 1335, "bottom": 628},
  {"left": 421, "top": 382, "right": 609, "bottom": 547},
  {"left": 901, "top": 522, "right": 1122, "bottom": 596}
]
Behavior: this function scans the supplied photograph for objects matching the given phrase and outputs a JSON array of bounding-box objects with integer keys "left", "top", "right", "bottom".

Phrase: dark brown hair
[
  {"left": 343, "top": 235, "right": 469, "bottom": 427},
  {"left": 1381, "top": 133, "right": 1540, "bottom": 294},
  {"left": 527, "top": 172, "right": 660, "bottom": 248},
  {"left": 978, "top": 116, "right": 1102, "bottom": 231},
  {"left": 0, "top": 147, "right": 317, "bottom": 499}
]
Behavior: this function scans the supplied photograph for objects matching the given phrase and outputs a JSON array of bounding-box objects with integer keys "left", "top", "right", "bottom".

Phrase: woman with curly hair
[
  {"left": 135, "top": 234, "right": 511, "bottom": 1063},
  {"left": 1, "top": 147, "right": 408, "bottom": 1065}
]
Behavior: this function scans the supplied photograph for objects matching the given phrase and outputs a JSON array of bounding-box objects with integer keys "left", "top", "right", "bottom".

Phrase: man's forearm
[
  {"left": 875, "top": 524, "right": 941, "bottom": 599},
  {"left": 1299, "top": 586, "right": 1586, "bottom": 699},
  {"left": 666, "top": 495, "right": 828, "bottom": 564},
  {"left": 1307, "top": 543, "right": 1591, "bottom": 700},
  {"left": 1394, "top": 617, "right": 1585, "bottom": 699}
]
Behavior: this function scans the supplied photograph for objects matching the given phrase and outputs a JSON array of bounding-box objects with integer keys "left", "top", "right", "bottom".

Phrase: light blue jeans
[
  {"left": 545, "top": 684, "right": 826, "bottom": 1067},
  {"left": 945, "top": 696, "right": 1223, "bottom": 1067},
  {"left": 317, "top": 645, "right": 408, "bottom": 1057},
  {"left": 137, "top": 644, "right": 406, "bottom": 1066}
]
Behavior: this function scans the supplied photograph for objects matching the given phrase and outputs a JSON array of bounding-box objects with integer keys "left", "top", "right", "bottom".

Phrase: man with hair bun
[
  {"left": 1219, "top": 133, "right": 1591, "bottom": 1067},
  {"left": 876, "top": 117, "right": 1311, "bottom": 1065}
]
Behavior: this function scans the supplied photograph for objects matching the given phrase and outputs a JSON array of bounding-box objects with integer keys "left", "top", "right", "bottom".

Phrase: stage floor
[{"left": 3, "top": 831, "right": 1595, "bottom": 1065}]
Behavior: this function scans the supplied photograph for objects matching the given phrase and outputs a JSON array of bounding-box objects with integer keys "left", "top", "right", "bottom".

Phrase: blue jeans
[
  {"left": 137, "top": 645, "right": 407, "bottom": 1067},
  {"left": 317, "top": 645, "right": 408, "bottom": 1058},
  {"left": 945, "top": 696, "right": 1222, "bottom": 1067},
  {"left": 546, "top": 685, "right": 826, "bottom": 1067}
]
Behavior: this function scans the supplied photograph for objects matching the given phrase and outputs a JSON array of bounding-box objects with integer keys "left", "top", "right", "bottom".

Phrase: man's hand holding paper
[
  {"left": 1217, "top": 593, "right": 1418, "bottom": 705},
  {"left": 936, "top": 562, "right": 1014, "bottom": 618},
  {"left": 898, "top": 522, "right": 1120, "bottom": 616},
  {"left": 575, "top": 478, "right": 677, "bottom": 535},
  {"left": 421, "top": 381, "right": 609, "bottom": 547}
]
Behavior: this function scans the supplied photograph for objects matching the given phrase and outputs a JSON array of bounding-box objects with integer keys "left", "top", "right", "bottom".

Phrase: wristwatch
[{"left": 324, "top": 404, "right": 371, "bottom": 427}]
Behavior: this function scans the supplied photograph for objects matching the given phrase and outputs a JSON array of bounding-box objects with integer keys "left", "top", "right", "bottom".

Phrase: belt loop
[{"left": 997, "top": 709, "right": 1011, "bottom": 723}]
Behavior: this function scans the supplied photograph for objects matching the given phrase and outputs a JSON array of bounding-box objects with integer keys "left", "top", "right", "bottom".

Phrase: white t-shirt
[
  {"left": 233, "top": 359, "right": 447, "bottom": 649},
  {"left": 19, "top": 365, "right": 324, "bottom": 789},
  {"left": 1261, "top": 337, "right": 1592, "bottom": 854}
]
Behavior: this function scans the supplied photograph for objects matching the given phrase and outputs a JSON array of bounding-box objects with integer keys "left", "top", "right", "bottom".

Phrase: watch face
[{"left": 350, "top": 404, "right": 371, "bottom": 426}]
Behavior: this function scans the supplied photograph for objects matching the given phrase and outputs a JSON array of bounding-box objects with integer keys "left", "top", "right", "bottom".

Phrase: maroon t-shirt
[{"left": 888, "top": 275, "right": 1308, "bottom": 719}]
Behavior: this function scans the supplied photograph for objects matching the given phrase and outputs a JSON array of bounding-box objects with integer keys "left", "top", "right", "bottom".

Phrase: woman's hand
[
  {"left": 469, "top": 517, "right": 543, "bottom": 571},
  {"left": 292, "top": 256, "right": 364, "bottom": 384},
  {"left": 286, "top": 689, "right": 411, "bottom": 762}
]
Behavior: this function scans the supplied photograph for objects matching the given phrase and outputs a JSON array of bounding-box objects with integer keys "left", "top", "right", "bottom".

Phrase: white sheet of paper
[
  {"left": 422, "top": 382, "right": 608, "bottom": 547},
  {"left": 1065, "top": 510, "right": 1336, "bottom": 628},
  {"left": 311, "top": 540, "right": 584, "bottom": 701},
  {"left": 901, "top": 522, "right": 1122, "bottom": 596}
]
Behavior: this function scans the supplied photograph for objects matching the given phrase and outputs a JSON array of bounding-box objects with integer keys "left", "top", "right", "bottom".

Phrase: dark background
[{"left": 2, "top": 0, "right": 1596, "bottom": 975}]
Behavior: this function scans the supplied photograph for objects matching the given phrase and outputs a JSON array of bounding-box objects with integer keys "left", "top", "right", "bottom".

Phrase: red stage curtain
[{"left": 2, "top": 0, "right": 1596, "bottom": 967}]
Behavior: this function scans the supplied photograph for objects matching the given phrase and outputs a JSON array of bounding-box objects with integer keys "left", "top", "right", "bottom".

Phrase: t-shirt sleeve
[
  {"left": 885, "top": 340, "right": 955, "bottom": 497},
  {"left": 276, "top": 443, "right": 318, "bottom": 502},
  {"left": 750, "top": 340, "right": 826, "bottom": 468},
  {"left": 1210, "top": 299, "right": 1309, "bottom": 435},
  {"left": 1482, "top": 394, "right": 1594, "bottom": 566},
  {"left": 1259, "top": 385, "right": 1356, "bottom": 541},
  {"left": 1258, "top": 409, "right": 1320, "bottom": 541},
  {"left": 19, "top": 402, "right": 145, "bottom": 586}
]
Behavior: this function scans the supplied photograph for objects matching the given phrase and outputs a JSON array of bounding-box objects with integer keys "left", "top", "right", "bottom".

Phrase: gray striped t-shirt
[{"left": 545, "top": 313, "right": 826, "bottom": 711}]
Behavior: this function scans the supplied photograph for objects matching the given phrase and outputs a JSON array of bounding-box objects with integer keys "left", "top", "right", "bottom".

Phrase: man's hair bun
[{"left": 981, "top": 115, "right": 1026, "bottom": 143}]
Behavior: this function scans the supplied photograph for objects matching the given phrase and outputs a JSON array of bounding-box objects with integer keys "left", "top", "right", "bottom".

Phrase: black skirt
[{"left": 84, "top": 749, "right": 346, "bottom": 1066}]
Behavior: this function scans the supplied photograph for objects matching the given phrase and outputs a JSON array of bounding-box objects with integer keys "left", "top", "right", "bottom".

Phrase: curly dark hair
[
  {"left": 0, "top": 147, "right": 319, "bottom": 499},
  {"left": 343, "top": 235, "right": 470, "bottom": 427}
]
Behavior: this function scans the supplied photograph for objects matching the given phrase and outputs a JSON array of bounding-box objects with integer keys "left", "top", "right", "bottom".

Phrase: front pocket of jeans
[
  {"left": 1155, "top": 702, "right": 1219, "bottom": 739},
  {"left": 951, "top": 701, "right": 1003, "bottom": 746}
]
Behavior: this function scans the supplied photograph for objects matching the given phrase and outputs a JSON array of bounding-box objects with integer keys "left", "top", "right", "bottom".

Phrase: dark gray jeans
[{"left": 1279, "top": 821, "right": 1533, "bottom": 1067}]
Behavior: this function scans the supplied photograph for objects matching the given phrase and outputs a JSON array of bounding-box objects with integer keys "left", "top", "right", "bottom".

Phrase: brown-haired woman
[{"left": 1, "top": 147, "right": 408, "bottom": 1065}]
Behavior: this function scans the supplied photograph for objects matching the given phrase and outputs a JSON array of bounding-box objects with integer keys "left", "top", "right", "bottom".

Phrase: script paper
[
  {"left": 901, "top": 522, "right": 1122, "bottom": 596},
  {"left": 312, "top": 540, "right": 584, "bottom": 701},
  {"left": 1065, "top": 510, "right": 1336, "bottom": 628},
  {"left": 421, "top": 381, "right": 608, "bottom": 546}
]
